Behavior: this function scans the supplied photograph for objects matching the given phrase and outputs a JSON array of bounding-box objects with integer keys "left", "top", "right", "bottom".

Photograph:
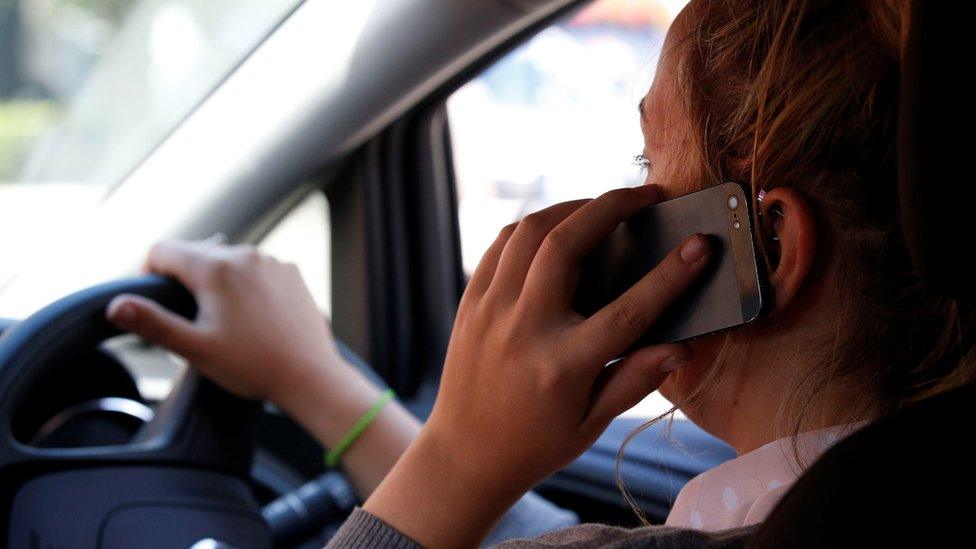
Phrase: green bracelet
[{"left": 325, "top": 389, "right": 395, "bottom": 469}]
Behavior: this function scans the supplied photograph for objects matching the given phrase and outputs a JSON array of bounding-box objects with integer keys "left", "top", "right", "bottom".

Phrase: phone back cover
[{"left": 573, "top": 185, "right": 758, "bottom": 351}]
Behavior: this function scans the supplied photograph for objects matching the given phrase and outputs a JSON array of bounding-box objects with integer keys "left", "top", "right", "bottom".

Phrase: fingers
[
  {"left": 488, "top": 200, "right": 590, "bottom": 300},
  {"left": 106, "top": 294, "right": 203, "bottom": 360},
  {"left": 573, "top": 233, "right": 710, "bottom": 364},
  {"left": 585, "top": 343, "right": 691, "bottom": 427},
  {"left": 521, "top": 185, "right": 661, "bottom": 305},
  {"left": 145, "top": 240, "right": 209, "bottom": 291},
  {"left": 465, "top": 223, "right": 518, "bottom": 297}
]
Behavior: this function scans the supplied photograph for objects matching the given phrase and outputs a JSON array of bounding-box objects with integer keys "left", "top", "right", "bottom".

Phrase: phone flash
[
  {"left": 728, "top": 195, "right": 739, "bottom": 210},
  {"left": 733, "top": 220, "right": 741, "bottom": 230}
]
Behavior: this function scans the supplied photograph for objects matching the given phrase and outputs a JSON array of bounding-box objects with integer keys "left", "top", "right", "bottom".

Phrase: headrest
[{"left": 898, "top": 0, "right": 974, "bottom": 302}]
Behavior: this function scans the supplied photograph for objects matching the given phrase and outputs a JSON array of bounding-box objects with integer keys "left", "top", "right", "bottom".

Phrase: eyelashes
[{"left": 632, "top": 154, "right": 652, "bottom": 173}]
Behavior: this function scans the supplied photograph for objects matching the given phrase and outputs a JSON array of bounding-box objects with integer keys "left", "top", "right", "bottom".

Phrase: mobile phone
[{"left": 572, "top": 182, "right": 767, "bottom": 352}]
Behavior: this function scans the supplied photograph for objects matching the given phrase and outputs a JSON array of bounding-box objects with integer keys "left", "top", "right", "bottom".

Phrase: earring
[
  {"left": 756, "top": 191, "right": 783, "bottom": 266},
  {"left": 757, "top": 190, "right": 782, "bottom": 242},
  {"left": 768, "top": 206, "right": 783, "bottom": 242}
]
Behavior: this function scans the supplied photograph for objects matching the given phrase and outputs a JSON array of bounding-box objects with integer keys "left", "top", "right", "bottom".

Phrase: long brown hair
[{"left": 617, "top": 0, "right": 976, "bottom": 523}]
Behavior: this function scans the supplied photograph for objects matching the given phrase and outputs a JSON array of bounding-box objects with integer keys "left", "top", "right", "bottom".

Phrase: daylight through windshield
[{"left": 0, "top": 0, "right": 304, "bottom": 287}]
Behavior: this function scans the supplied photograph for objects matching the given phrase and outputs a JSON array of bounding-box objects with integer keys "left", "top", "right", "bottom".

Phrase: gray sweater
[{"left": 326, "top": 508, "right": 758, "bottom": 548}]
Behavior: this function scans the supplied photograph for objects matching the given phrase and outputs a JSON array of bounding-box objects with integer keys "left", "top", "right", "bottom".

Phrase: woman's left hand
[{"left": 363, "top": 185, "right": 712, "bottom": 548}]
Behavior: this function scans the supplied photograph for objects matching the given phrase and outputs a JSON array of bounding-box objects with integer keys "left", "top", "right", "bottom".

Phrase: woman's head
[{"left": 637, "top": 0, "right": 976, "bottom": 446}]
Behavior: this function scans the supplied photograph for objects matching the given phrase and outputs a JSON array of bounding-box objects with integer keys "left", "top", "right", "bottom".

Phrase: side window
[
  {"left": 258, "top": 190, "right": 332, "bottom": 318},
  {"left": 448, "top": 0, "right": 682, "bottom": 274},
  {"left": 447, "top": 0, "right": 683, "bottom": 417}
]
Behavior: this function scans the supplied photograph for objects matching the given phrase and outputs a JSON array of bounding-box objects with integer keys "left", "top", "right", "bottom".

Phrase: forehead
[
  {"left": 642, "top": 2, "right": 695, "bottom": 107},
  {"left": 638, "top": 3, "right": 702, "bottom": 195},
  {"left": 658, "top": 1, "right": 697, "bottom": 83},
  {"left": 639, "top": 47, "right": 680, "bottom": 131}
]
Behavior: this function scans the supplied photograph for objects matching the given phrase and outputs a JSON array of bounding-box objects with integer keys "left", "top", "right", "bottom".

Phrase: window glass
[
  {"left": 448, "top": 0, "right": 687, "bottom": 418},
  {"left": 0, "top": 0, "right": 303, "bottom": 188},
  {"left": 0, "top": 0, "right": 304, "bottom": 292},
  {"left": 258, "top": 190, "right": 332, "bottom": 318}
]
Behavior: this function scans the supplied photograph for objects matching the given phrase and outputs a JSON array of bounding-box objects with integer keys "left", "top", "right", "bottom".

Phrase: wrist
[
  {"left": 363, "top": 426, "right": 522, "bottom": 548},
  {"left": 272, "top": 357, "right": 383, "bottom": 447},
  {"left": 416, "top": 425, "right": 510, "bottom": 496},
  {"left": 268, "top": 349, "right": 352, "bottom": 406}
]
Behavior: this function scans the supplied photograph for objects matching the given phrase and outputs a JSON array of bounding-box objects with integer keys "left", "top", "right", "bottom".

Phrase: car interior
[{"left": 0, "top": 0, "right": 966, "bottom": 546}]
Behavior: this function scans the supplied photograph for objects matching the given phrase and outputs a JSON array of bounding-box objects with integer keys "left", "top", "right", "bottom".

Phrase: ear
[{"left": 758, "top": 187, "right": 817, "bottom": 314}]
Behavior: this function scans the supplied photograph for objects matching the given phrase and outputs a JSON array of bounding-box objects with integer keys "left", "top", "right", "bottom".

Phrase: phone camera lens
[{"left": 728, "top": 196, "right": 739, "bottom": 210}]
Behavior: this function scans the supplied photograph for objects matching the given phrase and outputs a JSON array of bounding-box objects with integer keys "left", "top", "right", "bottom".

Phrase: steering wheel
[{"left": 0, "top": 276, "right": 271, "bottom": 547}]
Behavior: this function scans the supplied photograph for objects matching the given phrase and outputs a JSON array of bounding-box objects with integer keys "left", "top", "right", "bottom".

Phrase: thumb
[
  {"left": 586, "top": 343, "right": 691, "bottom": 427},
  {"left": 106, "top": 294, "right": 202, "bottom": 360}
]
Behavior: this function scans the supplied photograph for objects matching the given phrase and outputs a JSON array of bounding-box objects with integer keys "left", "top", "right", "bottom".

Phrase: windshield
[{"left": 0, "top": 0, "right": 302, "bottom": 286}]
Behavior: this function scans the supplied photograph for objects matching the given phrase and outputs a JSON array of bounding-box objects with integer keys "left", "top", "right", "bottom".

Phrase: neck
[{"left": 678, "top": 336, "right": 867, "bottom": 455}]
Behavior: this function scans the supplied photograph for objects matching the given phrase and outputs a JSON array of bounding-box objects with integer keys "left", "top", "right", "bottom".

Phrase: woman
[{"left": 107, "top": 0, "right": 975, "bottom": 546}]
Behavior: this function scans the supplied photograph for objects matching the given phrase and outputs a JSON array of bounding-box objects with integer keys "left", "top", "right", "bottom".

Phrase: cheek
[
  {"left": 658, "top": 336, "right": 724, "bottom": 404},
  {"left": 689, "top": 335, "right": 725, "bottom": 364},
  {"left": 645, "top": 149, "right": 703, "bottom": 199},
  {"left": 643, "top": 155, "right": 677, "bottom": 194}
]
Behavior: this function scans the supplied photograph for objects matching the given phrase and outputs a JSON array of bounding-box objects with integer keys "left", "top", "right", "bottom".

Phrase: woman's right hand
[
  {"left": 105, "top": 240, "right": 350, "bottom": 405},
  {"left": 106, "top": 240, "right": 423, "bottom": 497}
]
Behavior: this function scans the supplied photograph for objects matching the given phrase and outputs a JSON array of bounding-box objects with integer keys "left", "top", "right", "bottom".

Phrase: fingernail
[
  {"left": 108, "top": 300, "right": 136, "bottom": 329},
  {"left": 660, "top": 356, "right": 688, "bottom": 373},
  {"left": 679, "top": 234, "right": 707, "bottom": 264}
]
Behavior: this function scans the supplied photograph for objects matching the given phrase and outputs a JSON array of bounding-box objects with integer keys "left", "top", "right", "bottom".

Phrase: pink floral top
[{"left": 665, "top": 421, "right": 869, "bottom": 531}]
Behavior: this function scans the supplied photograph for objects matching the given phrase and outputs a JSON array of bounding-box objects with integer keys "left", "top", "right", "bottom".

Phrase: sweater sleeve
[
  {"left": 326, "top": 508, "right": 756, "bottom": 548},
  {"left": 325, "top": 507, "right": 422, "bottom": 549}
]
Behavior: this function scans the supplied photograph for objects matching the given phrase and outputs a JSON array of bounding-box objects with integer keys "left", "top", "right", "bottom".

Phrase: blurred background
[
  {"left": 450, "top": 1, "right": 676, "bottom": 272},
  {"left": 1, "top": 0, "right": 683, "bottom": 414},
  {"left": 0, "top": 0, "right": 304, "bottom": 290},
  {"left": 0, "top": 0, "right": 679, "bottom": 284}
]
